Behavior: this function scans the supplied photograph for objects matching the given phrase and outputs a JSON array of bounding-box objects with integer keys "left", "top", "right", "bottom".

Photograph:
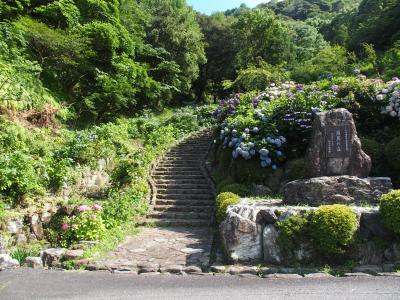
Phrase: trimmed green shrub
[
  {"left": 216, "top": 192, "right": 240, "bottom": 206},
  {"left": 380, "top": 190, "right": 400, "bottom": 234},
  {"left": 277, "top": 215, "right": 309, "bottom": 252},
  {"left": 310, "top": 205, "right": 358, "bottom": 255},
  {"left": 216, "top": 197, "right": 240, "bottom": 223},
  {"left": 219, "top": 183, "right": 249, "bottom": 197},
  {"left": 385, "top": 137, "right": 400, "bottom": 171}
]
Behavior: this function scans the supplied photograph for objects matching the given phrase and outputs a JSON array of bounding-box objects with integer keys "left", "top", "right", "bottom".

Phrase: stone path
[
  {"left": 94, "top": 130, "right": 216, "bottom": 274},
  {"left": 95, "top": 227, "right": 213, "bottom": 273}
]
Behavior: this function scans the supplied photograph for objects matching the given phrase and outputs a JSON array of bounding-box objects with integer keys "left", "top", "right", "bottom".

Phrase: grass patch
[{"left": 83, "top": 222, "right": 140, "bottom": 259}]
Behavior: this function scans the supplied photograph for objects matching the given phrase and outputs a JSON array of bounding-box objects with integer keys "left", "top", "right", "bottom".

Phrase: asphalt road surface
[{"left": 1, "top": 269, "right": 399, "bottom": 300}]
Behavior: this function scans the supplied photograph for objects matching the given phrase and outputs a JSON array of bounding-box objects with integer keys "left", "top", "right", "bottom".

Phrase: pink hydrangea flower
[
  {"left": 91, "top": 214, "right": 97, "bottom": 220},
  {"left": 77, "top": 205, "right": 91, "bottom": 212},
  {"left": 93, "top": 204, "right": 102, "bottom": 210},
  {"left": 61, "top": 224, "right": 69, "bottom": 231}
]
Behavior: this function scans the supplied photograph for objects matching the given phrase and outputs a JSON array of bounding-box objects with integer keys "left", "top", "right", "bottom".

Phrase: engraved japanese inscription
[{"left": 325, "top": 125, "right": 351, "bottom": 158}]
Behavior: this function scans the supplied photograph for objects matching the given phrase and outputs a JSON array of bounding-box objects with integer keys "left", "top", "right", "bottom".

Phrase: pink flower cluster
[{"left": 77, "top": 204, "right": 102, "bottom": 212}]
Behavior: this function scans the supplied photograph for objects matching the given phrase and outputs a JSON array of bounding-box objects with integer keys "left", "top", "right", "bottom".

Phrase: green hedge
[
  {"left": 310, "top": 205, "right": 358, "bottom": 255},
  {"left": 380, "top": 190, "right": 400, "bottom": 235},
  {"left": 216, "top": 192, "right": 240, "bottom": 223}
]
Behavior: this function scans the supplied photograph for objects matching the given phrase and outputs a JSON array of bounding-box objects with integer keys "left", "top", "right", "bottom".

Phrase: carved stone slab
[{"left": 304, "top": 109, "right": 371, "bottom": 178}]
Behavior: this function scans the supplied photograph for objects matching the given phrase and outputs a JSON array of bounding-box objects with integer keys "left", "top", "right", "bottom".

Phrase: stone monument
[{"left": 283, "top": 109, "right": 392, "bottom": 206}]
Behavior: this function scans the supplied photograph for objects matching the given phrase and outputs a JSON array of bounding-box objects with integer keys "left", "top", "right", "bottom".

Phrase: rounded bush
[
  {"left": 384, "top": 137, "right": 400, "bottom": 171},
  {"left": 216, "top": 197, "right": 240, "bottom": 223},
  {"left": 310, "top": 205, "right": 358, "bottom": 255},
  {"left": 380, "top": 190, "right": 400, "bottom": 234},
  {"left": 216, "top": 192, "right": 240, "bottom": 206},
  {"left": 219, "top": 183, "right": 249, "bottom": 197}
]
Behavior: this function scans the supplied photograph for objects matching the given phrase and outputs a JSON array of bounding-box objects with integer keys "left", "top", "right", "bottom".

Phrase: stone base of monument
[{"left": 282, "top": 176, "right": 393, "bottom": 207}]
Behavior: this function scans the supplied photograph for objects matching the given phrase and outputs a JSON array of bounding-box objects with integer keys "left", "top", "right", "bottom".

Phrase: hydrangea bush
[{"left": 213, "top": 76, "right": 400, "bottom": 172}]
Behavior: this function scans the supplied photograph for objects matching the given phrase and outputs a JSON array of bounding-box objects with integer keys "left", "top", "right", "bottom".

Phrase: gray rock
[
  {"left": 356, "top": 242, "right": 384, "bottom": 265},
  {"left": 344, "top": 272, "right": 372, "bottom": 277},
  {"left": 7, "top": 219, "right": 23, "bottom": 234},
  {"left": 360, "top": 212, "right": 393, "bottom": 240},
  {"left": 183, "top": 266, "right": 202, "bottom": 273},
  {"left": 378, "top": 272, "right": 400, "bottom": 277},
  {"left": 304, "top": 273, "right": 334, "bottom": 278},
  {"left": 40, "top": 211, "right": 53, "bottom": 224},
  {"left": 41, "top": 248, "right": 67, "bottom": 268},
  {"left": 210, "top": 264, "right": 226, "bottom": 273},
  {"left": 0, "top": 254, "right": 19, "bottom": 270},
  {"left": 25, "top": 257, "right": 43, "bottom": 269},
  {"left": 384, "top": 243, "right": 400, "bottom": 262},
  {"left": 29, "top": 214, "right": 44, "bottom": 240},
  {"left": 137, "top": 263, "right": 159, "bottom": 273},
  {"left": 264, "top": 273, "right": 303, "bottom": 279},
  {"left": 304, "top": 108, "right": 371, "bottom": 178},
  {"left": 220, "top": 207, "right": 263, "bottom": 262},
  {"left": 15, "top": 234, "right": 27, "bottom": 245},
  {"left": 160, "top": 265, "right": 183, "bottom": 274},
  {"left": 180, "top": 248, "right": 204, "bottom": 254},
  {"left": 256, "top": 208, "right": 277, "bottom": 225},
  {"left": 283, "top": 176, "right": 392, "bottom": 206},
  {"left": 383, "top": 264, "right": 395, "bottom": 273},
  {"left": 263, "top": 225, "right": 282, "bottom": 264},
  {"left": 353, "top": 265, "right": 383, "bottom": 275},
  {"left": 227, "top": 266, "right": 257, "bottom": 275}
]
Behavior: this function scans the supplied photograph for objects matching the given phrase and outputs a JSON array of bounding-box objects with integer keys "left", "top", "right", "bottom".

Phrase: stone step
[
  {"left": 155, "top": 167, "right": 202, "bottom": 172},
  {"left": 152, "top": 175, "right": 205, "bottom": 180},
  {"left": 154, "top": 179, "right": 209, "bottom": 185},
  {"left": 157, "top": 163, "right": 202, "bottom": 168},
  {"left": 157, "top": 188, "right": 212, "bottom": 195},
  {"left": 156, "top": 194, "right": 214, "bottom": 200},
  {"left": 152, "top": 171, "right": 204, "bottom": 176},
  {"left": 155, "top": 183, "right": 210, "bottom": 189},
  {"left": 153, "top": 205, "right": 214, "bottom": 213},
  {"left": 161, "top": 158, "right": 200, "bottom": 162},
  {"left": 146, "top": 219, "right": 211, "bottom": 227},
  {"left": 148, "top": 211, "right": 211, "bottom": 220},
  {"left": 155, "top": 199, "right": 215, "bottom": 206},
  {"left": 164, "top": 153, "right": 204, "bottom": 160}
]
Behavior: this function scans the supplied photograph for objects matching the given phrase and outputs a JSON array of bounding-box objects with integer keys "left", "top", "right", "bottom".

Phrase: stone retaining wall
[{"left": 220, "top": 200, "right": 400, "bottom": 267}]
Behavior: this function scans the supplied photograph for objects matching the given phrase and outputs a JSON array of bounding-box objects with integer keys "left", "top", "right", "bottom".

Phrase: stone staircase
[{"left": 147, "top": 130, "right": 215, "bottom": 227}]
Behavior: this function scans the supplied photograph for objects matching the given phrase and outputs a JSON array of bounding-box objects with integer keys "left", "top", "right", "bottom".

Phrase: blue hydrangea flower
[
  {"left": 253, "top": 127, "right": 259, "bottom": 133},
  {"left": 272, "top": 164, "right": 278, "bottom": 171},
  {"left": 259, "top": 148, "right": 269, "bottom": 156}
]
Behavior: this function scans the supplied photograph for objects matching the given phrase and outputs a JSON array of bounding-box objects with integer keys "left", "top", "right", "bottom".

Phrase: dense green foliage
[
  {"left": 216, "top": 192, "right": 240, "bottom": 206},
  {"left": 380, "top": 190, "right": 400, "bottom": 235},
  {"left": 216, "top": 192, "right": 240, "bottom": 223},
  {"left": 277, "top": 215, "right": 309, "bottom": 253},
  {"left": 310, "top": 205, "right": 358, "bottom": 255}
]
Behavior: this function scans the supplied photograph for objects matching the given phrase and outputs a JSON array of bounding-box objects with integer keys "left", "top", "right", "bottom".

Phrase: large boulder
[
  {"left": 283, "top": 176, "right": 392, "bottom": 206},
  {"left": 0, "top": 254, "right": 19, "bottom": 270},
  {"left": 220, "top": 205, "right": 264, "bottom": 262},
  {"left": 304, "top": 109, "right": 371, "bottom": 178}
]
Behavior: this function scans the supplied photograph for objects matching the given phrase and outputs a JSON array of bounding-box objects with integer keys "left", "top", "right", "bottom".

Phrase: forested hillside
[{"left": 0, "top": 0, "right": 399, "bottom": 264}]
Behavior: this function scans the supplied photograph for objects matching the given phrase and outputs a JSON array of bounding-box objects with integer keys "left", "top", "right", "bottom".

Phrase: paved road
[{"left": 0, "top": 269, "right": 399, "bottom": 300}]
